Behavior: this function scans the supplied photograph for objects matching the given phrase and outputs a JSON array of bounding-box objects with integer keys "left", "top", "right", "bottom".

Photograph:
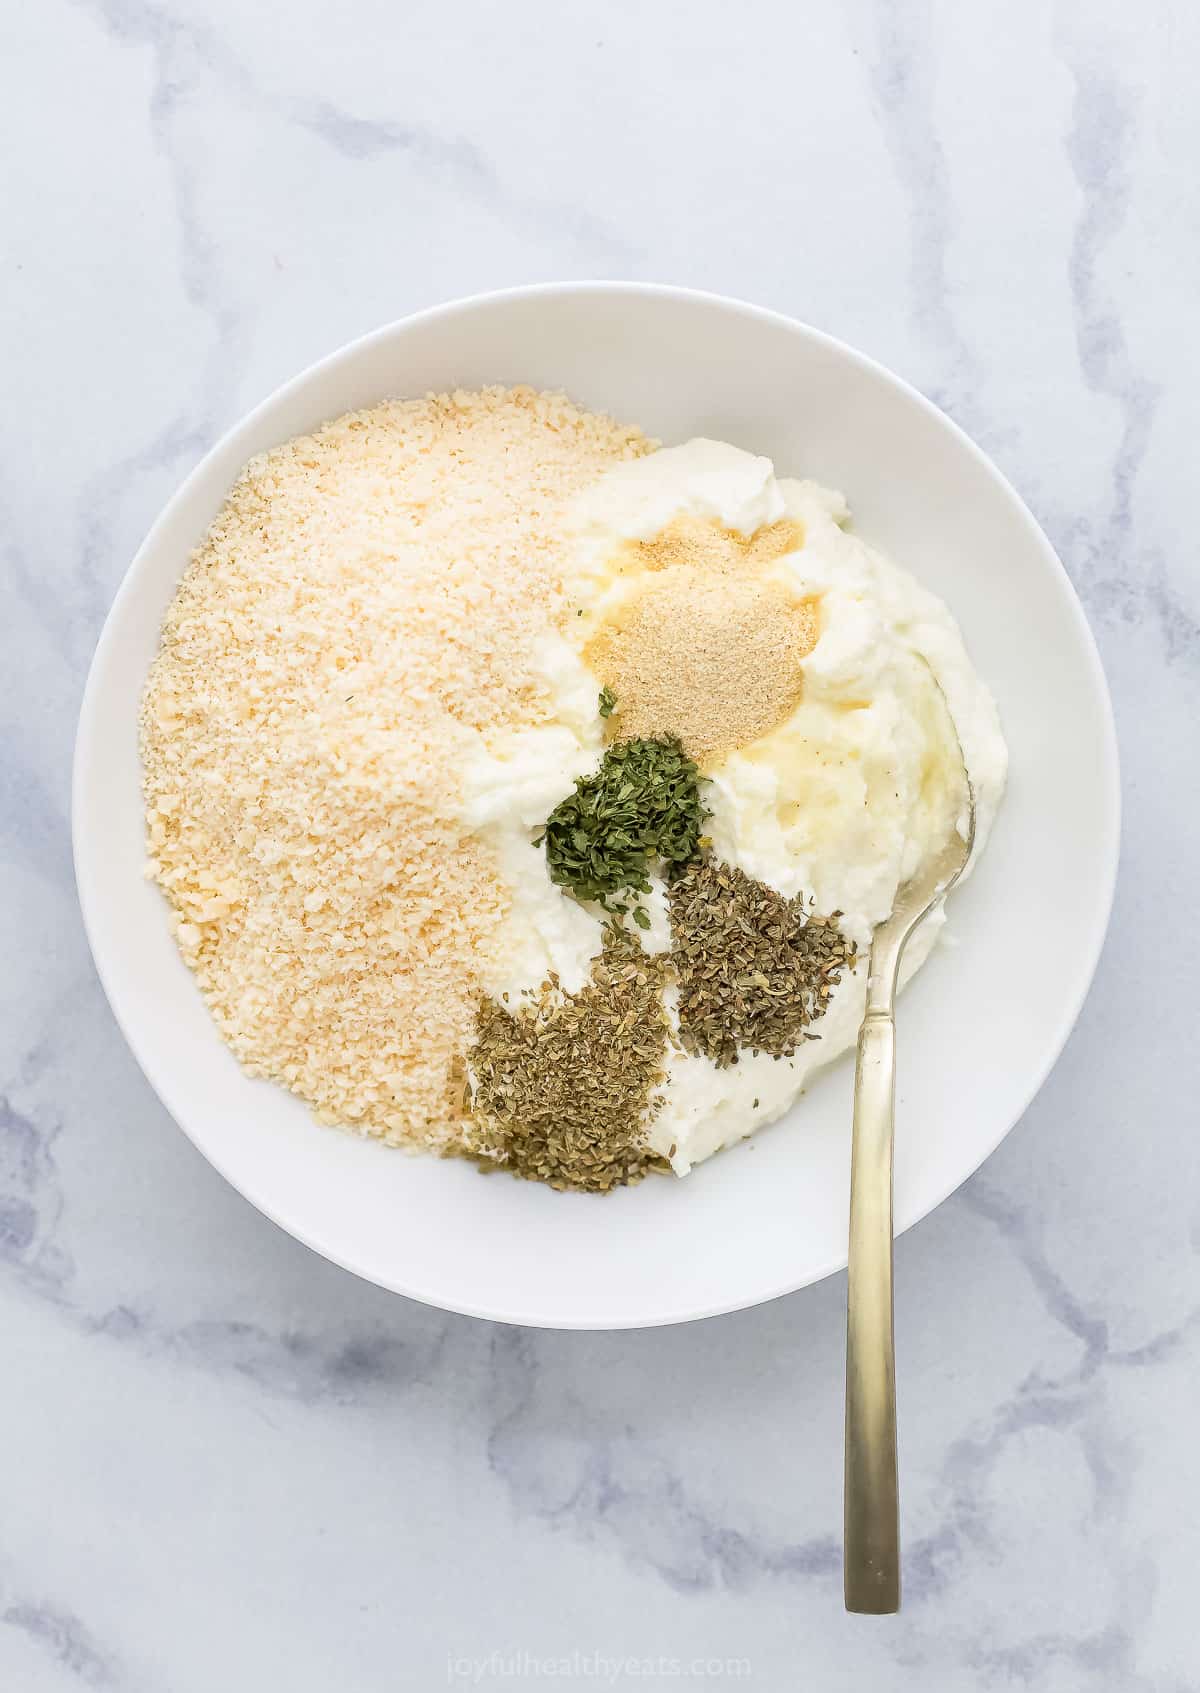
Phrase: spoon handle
[{"left": 844, "top": 1006, "right": 900, "bottom": 1613}]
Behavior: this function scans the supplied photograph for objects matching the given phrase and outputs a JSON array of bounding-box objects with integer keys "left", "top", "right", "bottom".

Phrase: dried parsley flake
[{"left": 534, "top": 736, "right": 706, "bottom": 907}]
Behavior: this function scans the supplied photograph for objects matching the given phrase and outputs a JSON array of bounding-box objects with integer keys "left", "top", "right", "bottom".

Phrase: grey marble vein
[
  {"left": 1053, "top": 11, "right": 1199, "bottom": 666},
  {"left": 1, "top": 1599, "right": 121, "bottom": 1690},
  {"left": 853, "top": 0, "right": 990, "bottom": 437},
  {"left": 963, "top": 1180, "right": 1111, "bottom": 1380}
]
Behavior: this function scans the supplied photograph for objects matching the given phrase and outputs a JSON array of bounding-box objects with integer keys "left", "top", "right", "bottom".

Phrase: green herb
[
  {"left": 535, "top": 736, "right": 706, "bottom": 907},
  {"left": 669, "top": 858, "right": 857, "bottom": 1066},
  {"left": 467, "top": 928, "right": 671, "bottom": 1192},
  {"left": 598, "top": 685, "right": 617, "bottom": 719}
]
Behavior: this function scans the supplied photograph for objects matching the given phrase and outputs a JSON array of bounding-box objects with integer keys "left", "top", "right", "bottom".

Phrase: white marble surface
[{"left": 4, "top": 0, "right": 1198, "bottom": 1685}]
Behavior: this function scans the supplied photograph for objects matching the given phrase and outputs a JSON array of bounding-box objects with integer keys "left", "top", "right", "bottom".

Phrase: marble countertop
[{"left": 5, "top": 0, "right": 1197, "bottom": 1686}]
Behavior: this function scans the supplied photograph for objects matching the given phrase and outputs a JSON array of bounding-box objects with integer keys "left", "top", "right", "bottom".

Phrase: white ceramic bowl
[{"left": 73, "top": 284, "right": 1119, "bottom": 1329}]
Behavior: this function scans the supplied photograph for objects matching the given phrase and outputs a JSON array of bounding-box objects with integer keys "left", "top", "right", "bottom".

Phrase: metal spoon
[{"left": 844, "top": 753, "right": 977, "bottom": 1614}]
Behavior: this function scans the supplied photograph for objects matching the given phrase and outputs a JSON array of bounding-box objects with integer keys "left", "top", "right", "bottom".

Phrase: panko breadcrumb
[{"left": 140, "top": 387, "right": 648, "bottom": 1149}]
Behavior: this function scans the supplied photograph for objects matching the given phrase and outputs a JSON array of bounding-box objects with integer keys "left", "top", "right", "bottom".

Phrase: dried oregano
[
  {"left": 466, "top": 927, "right": 671, "bottom": 1193},
  {"left": 534, "top": 736, "right": 706, "bottom": 908},
  {"left": 668, "top": 858, "right": 857, "bottom": 1066}
]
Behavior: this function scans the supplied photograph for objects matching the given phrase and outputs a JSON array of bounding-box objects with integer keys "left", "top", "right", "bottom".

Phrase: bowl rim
[{"left": 72, "top": 280, "right": 1121, "bottom": 1328}]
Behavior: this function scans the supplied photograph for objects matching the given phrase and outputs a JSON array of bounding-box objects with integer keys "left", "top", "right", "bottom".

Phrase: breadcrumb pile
[{"left": 141, "top": 388, "right": 648, "bottom": 1148}]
